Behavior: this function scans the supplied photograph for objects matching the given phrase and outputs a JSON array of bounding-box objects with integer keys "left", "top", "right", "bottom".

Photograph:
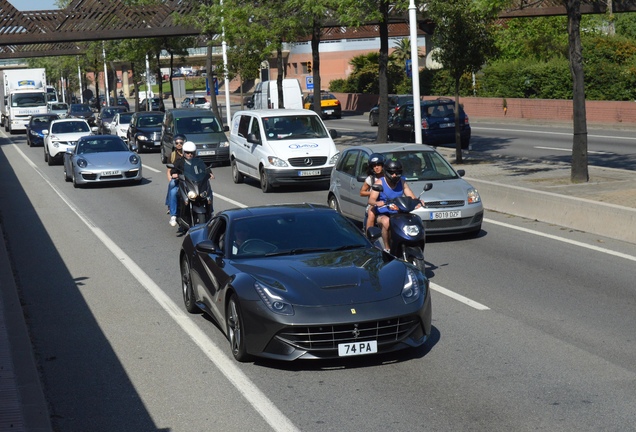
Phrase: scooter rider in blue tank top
[{"left": 367, "top": 159, "right": 422, "bottom": 251}]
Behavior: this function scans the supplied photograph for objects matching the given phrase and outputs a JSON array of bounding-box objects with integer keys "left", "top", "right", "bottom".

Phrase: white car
[
  {"left": 108, "top": 112, "right": 133, "bottom": 142},
  {"left": 47, "top": 102, "right": 69, "bottom": 118},
  {"left": 44, "top": 118, "right": 94, "bottom": 166}
]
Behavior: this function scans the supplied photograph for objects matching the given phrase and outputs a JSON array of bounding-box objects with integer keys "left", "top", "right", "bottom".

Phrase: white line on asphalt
[
  {"left": 430, "top": 283, "right": 490, "bottom": 310},
  {"left": 485, "top": 218, "right": 636, "bottom": 262},
  {"left": 534, "top": 146, "right": 611, "bottom": 155},
  {"left": 142, "top": 164, "right": 161, "bottom": 173},
  {"left": 12, "top": 144, "right": 300, "bottom": 432},
  {"left": 472, "top": 126, "right": 636, "bottom": 141}
]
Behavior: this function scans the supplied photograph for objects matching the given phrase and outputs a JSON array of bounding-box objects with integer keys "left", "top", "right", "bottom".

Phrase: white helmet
[{"left": 183, "top": 141, "right": 196, "bottom": 153}]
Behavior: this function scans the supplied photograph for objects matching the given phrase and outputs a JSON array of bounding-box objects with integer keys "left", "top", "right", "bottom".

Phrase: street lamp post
[
  {"left": 409, "top": 0, "right": 422, "bottom": 144},
  {"left": 103, "top": 41, "right": 110, "bottom": 107}
]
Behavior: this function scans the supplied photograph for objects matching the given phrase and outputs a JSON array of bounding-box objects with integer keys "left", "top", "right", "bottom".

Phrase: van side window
[
  {"left": 248, "top": 117, "right": 261, "bottom": 139},
  {"left": 237, "top": 115, "right": 250, "bottom": 139}
]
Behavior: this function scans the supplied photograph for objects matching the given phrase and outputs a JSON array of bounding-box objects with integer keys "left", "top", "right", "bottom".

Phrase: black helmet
[
  {"left": 384, "top": 160, "right": 403, "bottom": 186},
  {"left": 368, "top": 153, "right": 385, "bottom": 167},
  {"left": 174, "top": 134, "right": 187, "bottom": 143}
]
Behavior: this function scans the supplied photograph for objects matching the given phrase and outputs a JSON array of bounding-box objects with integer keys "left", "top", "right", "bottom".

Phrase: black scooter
[
  {"left": 169, "top": 159, "right": 214, "bottom": 231},
  {"left": 367, "top": 183, "right": 432, "bottom": 272}
]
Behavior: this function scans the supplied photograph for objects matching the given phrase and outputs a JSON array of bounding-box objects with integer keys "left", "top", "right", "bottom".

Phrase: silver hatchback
[{"left": 327, "top": 143, "right": 483, "bottom": 236}]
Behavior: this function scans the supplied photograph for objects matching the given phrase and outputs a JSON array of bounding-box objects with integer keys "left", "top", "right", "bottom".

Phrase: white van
[
  {"left": 229, "top": 109, "right": 339, "bottom": 192},
  {"left": 251, "top": 79, "right": 303, "bottom": 110}
]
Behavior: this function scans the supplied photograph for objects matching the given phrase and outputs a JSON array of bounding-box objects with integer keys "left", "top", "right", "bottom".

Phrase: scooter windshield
[{"left": 183, "top": 159, "right": 209, "bottom": 182}]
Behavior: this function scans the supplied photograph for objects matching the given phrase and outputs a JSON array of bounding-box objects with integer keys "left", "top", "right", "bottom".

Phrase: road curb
[{"left": 467, "top": 178, "right": 636, "bottom": 244}]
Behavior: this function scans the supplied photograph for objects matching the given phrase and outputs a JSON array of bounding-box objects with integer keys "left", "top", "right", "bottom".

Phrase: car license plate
[
  {"left": 298, "top": 170, "right": 320, "bottom": 177},
  {"left": 440, "top": 122, "right": 455, "bottom": 128},
  {"left": 430, "top": 210, "right": 461, "bottom": 220},
  {"left": 154, "top": 141, "right": 161, "bottom": 146},
  {"left": 101, "top": 170, "right": 121, "bottom": 176},
  {"left": 338, "top": 341, "right": 378, "bottom": 357},
  {"left": 325, "top": 110, "right": 334, "bottom": 115},
  {"left": 198, "top": 150, "right": 216, "bottom": 156}
]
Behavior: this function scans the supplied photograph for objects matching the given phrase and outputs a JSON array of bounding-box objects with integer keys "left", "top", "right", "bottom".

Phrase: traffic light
[{"left": 307, "top": 61, "right": 312, "bottom": 74}]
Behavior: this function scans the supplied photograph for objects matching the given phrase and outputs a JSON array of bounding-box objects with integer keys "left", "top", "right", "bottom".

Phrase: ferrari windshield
[
  {"left": 231, "top": 211, "right": 368, "bottom": 258},
  {"left": 383, "top": 150, "right": 458, "bottom": 181},
  {"left": 262, "top": 115, "right": 328, "bottom": 140}
]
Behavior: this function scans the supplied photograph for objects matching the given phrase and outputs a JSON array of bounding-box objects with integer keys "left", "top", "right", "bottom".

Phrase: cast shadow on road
[{"left": 0, "top": 140, "right": 169, "bottom": 432}]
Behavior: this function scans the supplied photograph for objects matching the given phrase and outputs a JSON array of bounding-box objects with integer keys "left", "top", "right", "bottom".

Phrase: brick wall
[{"left": 331, "top": 93, "right": 636, "bottom": 125}]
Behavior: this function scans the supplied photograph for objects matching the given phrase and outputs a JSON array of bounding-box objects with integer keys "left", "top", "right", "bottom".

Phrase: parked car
[
  {"left": 387, "top": 98, "right": 471, "bottom": 149},
  {"left": 139, "top": 97, "right": 164, "bottom": 112},
  {"left": 43, "top": 118, "right": 93, "bottom": 166},
  {"left": 229, "top": 109, "right": 339, "bottom": 192},
  {"left": 179, "top": 203, "right": 432, "bottom": 362},
  {"left": 303, "top": 91, "right": 342, "bottom": 119},
  {"left": 108, "top": 112, "right": 133, "bottom": 142},
  {"left": 180, "top": 96, "right": 210, "bottom": 109},
  {"left": 96, "top": 106, "right": 128, "bottom": 134},
  {"left": 66, "top": 103, "right": 96, "bottom": 125},
  {"left": 47, "top": 102, "right": 69, "bottom": 118},
  {"left": 368, "top": 94, "right": 413, "bottom": 126},
  {"left": 127, "top": 111, "right": 164, "bottom": 152},
  {"left": 26, "top": 113, "right": 59, "bottom": 147},
  {"left": 160, "top": 108, "right": 229, "bottom": 165},
  {"left": 63, "top": 135, "right": 142, "bottom": 187},
  {"left": 327, "top": 143, "right": 483, "bottom": 236}
]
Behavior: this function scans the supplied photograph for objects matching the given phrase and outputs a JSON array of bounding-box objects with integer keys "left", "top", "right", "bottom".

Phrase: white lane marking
[
  {"left": 485, "top": 218, "right": 636, "bottom": 263},
  {"left": 143, "top": 164, "right": 161, "bottom": 173},
  {"left": 12, "top": 144, "right": 299, "bottom": 432},
  {"left": 534, "top": 146, "right": 611, "bottom": 155},
  {"left": 430, "top": 283, "right": 490, "bottom": 310},
  {"left": 472, "top": 126, "right": 636, "bottom": 141}
]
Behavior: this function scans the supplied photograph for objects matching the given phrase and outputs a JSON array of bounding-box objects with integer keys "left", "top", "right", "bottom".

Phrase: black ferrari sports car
[{"left": 180, "top": 203, "right": 432, "bottom": 362}]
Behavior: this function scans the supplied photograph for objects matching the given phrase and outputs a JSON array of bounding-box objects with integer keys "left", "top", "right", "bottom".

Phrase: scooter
[
  {"left": 366, "top": 183, "right": 433, "bottom": 273},
  {"left": 171, "top": 159, "right": 214, "bottom": 231}
]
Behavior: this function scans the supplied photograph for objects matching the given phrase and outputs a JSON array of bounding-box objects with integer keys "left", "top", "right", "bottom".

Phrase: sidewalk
[{"left": 2, "top": 133, "right": 635, "bottom": 431}]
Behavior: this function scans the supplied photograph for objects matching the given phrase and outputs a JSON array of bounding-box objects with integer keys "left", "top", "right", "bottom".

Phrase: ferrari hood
[{"left": 234, "top": 248, "right": 409, "bottom": 306}]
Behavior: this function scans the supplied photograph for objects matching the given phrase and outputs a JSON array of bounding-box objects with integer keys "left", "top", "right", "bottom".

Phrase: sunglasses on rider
[
  {"left": 184, "top": 151, "right": 195, "bottom": 155},
  {"left": 175, "top": 141, "right": 184, "bottom": 145},
  {"left": 386, "top": 169, "right": 402, "bottom": 175}
]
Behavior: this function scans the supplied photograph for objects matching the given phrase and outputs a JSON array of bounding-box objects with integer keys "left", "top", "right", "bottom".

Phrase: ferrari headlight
[
  {"left": 254, "top": 280, "right": 294, "bottom": 315},
  {"left": 329, "top": 152, "right": 340, "bottom": 165},
  {"left": 129, "top": 155, "right": 140, "bottom": 165},
  {"left": 467, "top": 188, "right": 481, "bottom": 204},
  {"left": 187, "top": 190, "right": 198, "bottom": 200},
  {"left": 77, "top": 158, "right": 88, "bottom": 168},
  {"left": 267, "top": 156, "right": 288, "bottom": 167},
  {"left": 401, "top": 268, "right": 422, "bottom": 304},
  {"left": 402, "top": 224, "right": 421, "bottom": 237}
]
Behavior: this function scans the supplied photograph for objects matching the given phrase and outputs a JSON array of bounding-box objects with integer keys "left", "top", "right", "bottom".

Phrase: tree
[{"left": 428, "top": 0, "right": 497, "bottom": 163}]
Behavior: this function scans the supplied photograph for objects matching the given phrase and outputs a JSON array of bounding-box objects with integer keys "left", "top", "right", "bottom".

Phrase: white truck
[
  {"left": 1, "top": 68, "right": 48, "bottom": 134},
  {"left": 250, "top": 79, "right": 303, "bottom": 110}
]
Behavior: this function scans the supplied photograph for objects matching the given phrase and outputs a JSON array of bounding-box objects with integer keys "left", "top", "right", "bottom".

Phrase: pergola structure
[{"left": 1, "top": 0, "right": 636, "bottom": 60}]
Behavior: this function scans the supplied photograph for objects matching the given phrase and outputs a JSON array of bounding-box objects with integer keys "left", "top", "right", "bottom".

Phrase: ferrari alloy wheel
[
  {"left": 181, "top": 258, "right": 199, "bottom": 313},
  {"left": 226, "top": 294, "right": 249, "bottom": 362},
  {"left": 231, "top": 159, "right": 243, "bottom": 184}
]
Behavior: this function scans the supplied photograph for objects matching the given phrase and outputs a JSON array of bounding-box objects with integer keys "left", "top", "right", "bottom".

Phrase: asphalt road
[{"left": 2, "top": 121, "right": 636, "bottom": 431}]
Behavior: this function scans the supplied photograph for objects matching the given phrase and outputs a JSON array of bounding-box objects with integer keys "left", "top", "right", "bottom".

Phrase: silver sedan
[{"left": 63, "top": 135, "right": 143, "bottom": 188}]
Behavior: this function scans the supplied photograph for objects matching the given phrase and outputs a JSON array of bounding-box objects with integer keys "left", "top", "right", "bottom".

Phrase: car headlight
[
  {"left": 136, "top": 135, "right": 149, "bottom": 141},
  {"left": 467, "top": 188, "right": 481, "bottom": 204},
  {"left": 267, "top": 156, "right": 288, "bottom": 167},
  {"left": 218, "top": 141, "right": 229, "bottom": 148},
  {"left": 329, "top": 152, "right": 340, "bottom": 165},
  {"left": 401, "top": 268, "right": 423, "bottom": 304},
  {"left": 187, "top": 190, "right": 198, "bottom": 200},
  {"left": 402, "top": 224, "right": 421, "bottom": 237},
  {"left": 254, "top": 280, "right": 294, "bottom": 315},
  {"left": 77, "top": 158, "right": 88, "bottom": 168},
  {"left": 129, "top": 155, "right": 140, "bottom": 165},
  {"left": 29, "top": 129, "right": 39, "bottom": 136}
]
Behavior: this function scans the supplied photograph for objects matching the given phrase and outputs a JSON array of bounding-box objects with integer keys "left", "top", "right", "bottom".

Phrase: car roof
[
  {"left": 135, "top": 111, "right": 164, "bottom": 116},
  {"left": 166, "top": 108, "right": 216, "bottom": 117},
  {"left": 342, "top": 143, "right": 438, "bottom": 154},
  {"left": 220, "top": 203, "right": 333, "bottom": 222},
  {"left": 51, "top": 118, "right": 89, "bottom": 124},
  {"left": 233, "top": 109, "right": 319, "bottom": 118}
]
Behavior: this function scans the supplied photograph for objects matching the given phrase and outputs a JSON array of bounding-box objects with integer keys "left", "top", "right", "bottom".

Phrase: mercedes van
[
  {"left": 251, "top": 79, "right": 303, "bottom": 110},
  {"left": 229, "top": 109, "right": 339, "bottom": 192}
]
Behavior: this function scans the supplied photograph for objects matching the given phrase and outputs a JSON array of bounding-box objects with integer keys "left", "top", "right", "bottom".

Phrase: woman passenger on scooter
[
  {"left": 166, "top": 134, "right": 186, "bottom": 226},
  {"left": 359, "top": 153, "right": 385, "bottom": 227},
  {"left": 366, "top": 159, "right": 421, "bottom": 251}
]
